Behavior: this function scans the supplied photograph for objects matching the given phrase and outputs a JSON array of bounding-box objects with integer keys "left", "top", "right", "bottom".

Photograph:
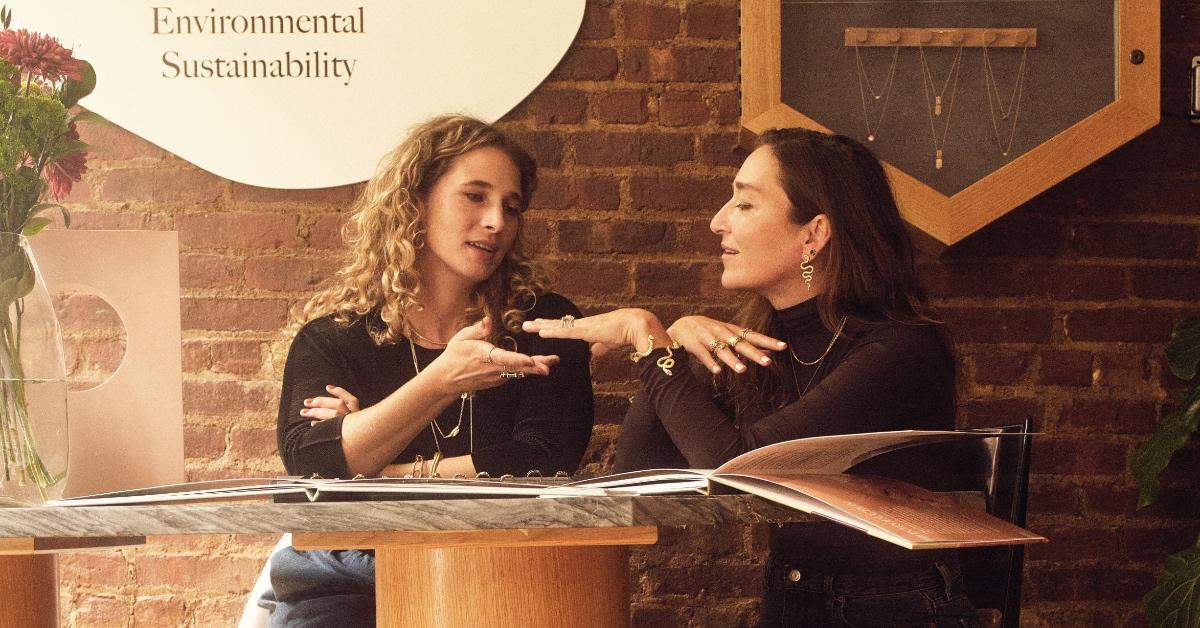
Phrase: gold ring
[
  {"left": 738, "top": 328, "right": 753, "bottom": 340},
  {"left": 560, "top": 315, "right": 575, "bottom": 329},
  {"left": 727, "top": 335, "right": 743, "bottom": 347},
  {"left": 485, "top": 347, "right": 498, "bottom": 365},
  {"left": 707, "top": 339, "right": 729, "bottom": 354},
  {"left": 500, "top": 370, "right": 525, "bottom": 380}
]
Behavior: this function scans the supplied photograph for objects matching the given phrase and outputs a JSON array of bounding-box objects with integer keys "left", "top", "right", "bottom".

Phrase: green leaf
[
  {"left": 27, "top": 203, "right": 70, "bottom": 228},
  {"left": 69, "top": 109, "right": 108, "bottom": 125},
  {"left": 19, "top": 217, "right": 50, "bottom": 237},
  {"left": 47, "top": 137, "right": 87, "bottom": 160},
  {"left": 1167, "top": 317, "right": 1200, "bottom": 381},
  {"left": 1131, "top": 385, "right": 1200, "bottom": 509},
  {"left": 1145, "top": 534, "right": 1200, "bottom": 628},
  {"left": 60, "top": 60, "right": 96, "bottom": 109}
]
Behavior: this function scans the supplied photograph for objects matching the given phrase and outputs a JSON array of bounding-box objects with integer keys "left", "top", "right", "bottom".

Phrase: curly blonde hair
[{"left": 301, "top": 114, "right": 547, "bottom": 344}]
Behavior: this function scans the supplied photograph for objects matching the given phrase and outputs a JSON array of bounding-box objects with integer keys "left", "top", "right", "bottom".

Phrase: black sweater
[
  {"left": 614, "top": 299, "right": 958, "bottom": 571},
  {"left": 277, "top": 293, "right": 594, "bottom": 479}
]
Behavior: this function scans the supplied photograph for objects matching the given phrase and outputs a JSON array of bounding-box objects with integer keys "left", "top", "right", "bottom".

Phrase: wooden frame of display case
[{"left": 741, "top": 0, "right": 1160, "bottom": 251}]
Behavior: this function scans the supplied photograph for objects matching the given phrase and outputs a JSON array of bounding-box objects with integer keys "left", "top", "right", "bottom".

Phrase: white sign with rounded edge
[{"left": 11, "top": 1, "right": 584, "bottom": 189}]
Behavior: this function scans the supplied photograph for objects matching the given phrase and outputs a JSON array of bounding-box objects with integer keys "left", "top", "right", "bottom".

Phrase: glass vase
[{"left": 0, "top": 232, "right": 68, "bottom": 506}]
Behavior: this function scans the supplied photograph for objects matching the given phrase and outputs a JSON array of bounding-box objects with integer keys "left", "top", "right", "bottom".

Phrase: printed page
[
  {"left": 714, "top": 473, "right": 1047, "bottom": 549},
  {"left": 714, "top": 430, "right": 1011, "bottom": 475}
]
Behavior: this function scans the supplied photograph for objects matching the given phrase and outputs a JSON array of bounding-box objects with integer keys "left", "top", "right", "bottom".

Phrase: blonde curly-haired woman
[{"left": 262, "top": 115, "right": 594, "bottom": 627}]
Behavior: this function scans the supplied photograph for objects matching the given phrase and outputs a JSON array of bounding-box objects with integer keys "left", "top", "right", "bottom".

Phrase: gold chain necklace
[
  {"left": 407, "top": 338, "right": 472, "bottom": 450},
  {"left": 788, "top": 316, "right": 847, "bottom": 366},
  {"left": 407, "top": 322, "right": 450, "bottom": 347},
  {"left": 982, "top": 44, "right": 1029, "bottom": 157},
  {"left": 852, "top": 44, "right": 899, "bottom": 142},
  {"left": 919, "top": 43, "right": 964, "bottom": 117},
  {"left": 918, "top": 44, "right": 963, "bottom": 170}
]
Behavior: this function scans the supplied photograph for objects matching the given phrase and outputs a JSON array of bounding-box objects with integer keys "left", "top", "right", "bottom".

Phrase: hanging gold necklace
[
  {"left": 788, "top": 316, "right": 847, "bottom": 366},
  {"left": 408, "top": 338, "right": 472, "bottom": 448},
  {"left": 919, "top": 43, "right": 964, "bottom": 117},
  {"left": 982, "top": 44, "right": 1030, "bottom": 157},
  {"left": 918, "top": 44, "right": 964, "bottom": 170},
  {"left": 852, "top": 44, "right": 900, "bottom": 142}
]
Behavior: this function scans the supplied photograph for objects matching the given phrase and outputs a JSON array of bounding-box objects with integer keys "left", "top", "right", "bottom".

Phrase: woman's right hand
[
  {"left": 667, "top": 315, "right": 785, "bottom": 374},
  {"left": 422, "top": 317, "right": 559, "bottom": 398}
]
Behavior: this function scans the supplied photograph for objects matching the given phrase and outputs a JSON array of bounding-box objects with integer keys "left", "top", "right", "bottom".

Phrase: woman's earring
[{"left": 800, "top": 249, "right": 816, "bottom": 290}]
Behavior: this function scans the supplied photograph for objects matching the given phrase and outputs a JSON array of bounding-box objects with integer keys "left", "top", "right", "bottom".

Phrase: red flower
[{"left": 0, "top": 29, "right": 82, "bottom": 82}]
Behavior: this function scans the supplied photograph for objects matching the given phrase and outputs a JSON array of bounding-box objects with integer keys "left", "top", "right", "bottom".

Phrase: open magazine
[{"left": 567, "top": 429, "right": 1048, "bottom": 550}]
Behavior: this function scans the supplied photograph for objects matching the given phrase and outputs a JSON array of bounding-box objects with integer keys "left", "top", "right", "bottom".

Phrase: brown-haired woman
[
  {"left": 264, "top": 115, "right": 594, "bottom": 627},
  {"left": 524, "top": 128, "right": 979, "bottom": 627}
]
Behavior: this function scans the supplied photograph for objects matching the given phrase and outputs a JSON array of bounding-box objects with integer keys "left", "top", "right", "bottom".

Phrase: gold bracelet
[
  {"left": 656, "top": 342, "right": 681, "bottom": 376},
  {"left": 629, "top": 334, "right": 656, "bottom": 363},
  {"left": 428, "top": 451, "right": 443, "bottom": 478},
  {"left": 410, "top": 454, "right": 425, "bottom": 478}
]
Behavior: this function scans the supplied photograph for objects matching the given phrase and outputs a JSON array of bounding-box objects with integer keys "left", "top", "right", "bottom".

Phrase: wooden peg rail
[{"left": 844, "top": 28, "right": 1038, "bottom": 48}]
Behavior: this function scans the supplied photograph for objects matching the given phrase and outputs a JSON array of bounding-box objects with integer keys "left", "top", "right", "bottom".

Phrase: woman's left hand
[
  {"left": 301, "top": 384, "right": 361, "bottom": 425},
  {"left": 668, "top": 315, "right": 785, "bottom": 374},
  {"left": 522, "top": 308, "right": 669, "bottom": 357}
]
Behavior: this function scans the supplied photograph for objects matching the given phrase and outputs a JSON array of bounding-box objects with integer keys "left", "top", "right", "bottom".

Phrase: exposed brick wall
[{"left": 49, "top": 1, "right": 1198, "bottom": 626}]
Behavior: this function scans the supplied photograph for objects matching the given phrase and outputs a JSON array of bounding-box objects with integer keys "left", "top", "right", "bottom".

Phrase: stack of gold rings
[
  {"left": 500, "top": 370, "right": 525, "bottom": 380},
  {"left": 560, "top": 314, "right": 575, "bottom": 329}
]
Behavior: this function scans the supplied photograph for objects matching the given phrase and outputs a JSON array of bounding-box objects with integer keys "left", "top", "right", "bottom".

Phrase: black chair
[
  {"left": 956, "top": 417, "right": 1034, "bottom": 628},
  {"left": 851, "top": 418, "right": 1034, "bottom": 628}
]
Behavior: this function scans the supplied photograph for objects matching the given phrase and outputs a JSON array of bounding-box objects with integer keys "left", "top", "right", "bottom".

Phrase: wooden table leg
[
  {"left": 0, "top": 554, "right": 58, "bottom": 628},
  {"left": 375, "top": 545, "right": 632, "bottom": 628}
]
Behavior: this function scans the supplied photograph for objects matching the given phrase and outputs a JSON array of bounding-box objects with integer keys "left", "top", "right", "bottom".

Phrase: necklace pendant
[
  {"left": 934, "top": 96, "right": 942, "bottom": 116},
  {"left": 867, "top": 134, "right": 875, "bottom": 142},
  {"left": 445, "top": 426, "right": 460, "bottom": 438},
  {"left": 935, "top": 149, "right": 943, "bottom": 170},
  {"left": 874, "top": 94, "right": 881, "bottom": 100}
]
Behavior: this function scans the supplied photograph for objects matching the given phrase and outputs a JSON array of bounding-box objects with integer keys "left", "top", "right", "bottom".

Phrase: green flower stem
[{"left": 0, "top": 304, "right": 54, "bottom": 496}]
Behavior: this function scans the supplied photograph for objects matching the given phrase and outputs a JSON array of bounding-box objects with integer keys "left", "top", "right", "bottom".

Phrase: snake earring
[{"left": 800, "top": 249, "right": 816, "bottom": 290}]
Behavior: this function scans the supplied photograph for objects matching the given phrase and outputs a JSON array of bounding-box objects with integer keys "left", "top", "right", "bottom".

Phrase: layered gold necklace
[
  {"left": 787, "top": 316, "right": 848, "bottom": 396},
  {"left": 407, "top": 338, "right": 473, "bottom": 454}
]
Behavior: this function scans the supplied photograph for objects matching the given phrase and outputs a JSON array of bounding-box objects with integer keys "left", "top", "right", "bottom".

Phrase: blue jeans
[
  {"left": 260, "top": 547, "right": 376, "bottom": 628},
  {"left": 758, "top": 554, "right": 983, "bottom": 628}
]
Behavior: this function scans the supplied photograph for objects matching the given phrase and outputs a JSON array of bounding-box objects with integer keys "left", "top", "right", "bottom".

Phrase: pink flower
[
  {"left": 0, "top": 29, "right": 82, "bottom": 82},
  {"left": 40, "top": 122, "right": 87, "bottom": 200},
  {"left": 43, "top": 151, "right": 86, "bottom": 200}
]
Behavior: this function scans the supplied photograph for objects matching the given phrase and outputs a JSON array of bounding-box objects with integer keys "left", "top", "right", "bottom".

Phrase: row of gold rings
[
  {"left": 560, "top": 314, "right": 575, "bottom": 329},
  {"left": 709, "top": 328, "right": 755, "bottom": 354}
]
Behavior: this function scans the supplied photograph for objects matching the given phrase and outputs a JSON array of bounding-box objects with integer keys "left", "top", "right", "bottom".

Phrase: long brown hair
[
  {"left": 300, "top": 115, "right": 547, "bottom": 343},
  {"left": 721, "top": 128, "right": 936, "bottom": 414}
]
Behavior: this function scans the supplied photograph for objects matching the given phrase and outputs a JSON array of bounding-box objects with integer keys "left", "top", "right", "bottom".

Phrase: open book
[
  {"left": 568, "top": 429, "right": 1048, "bottom": 550},
  {"left": 47, "top": 475, "right": 606, "bottom": 507}
]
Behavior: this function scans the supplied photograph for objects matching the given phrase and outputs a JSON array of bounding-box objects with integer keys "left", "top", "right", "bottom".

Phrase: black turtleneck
[{"left": 613, "top": 300, "right": 958, "bottom": 571}]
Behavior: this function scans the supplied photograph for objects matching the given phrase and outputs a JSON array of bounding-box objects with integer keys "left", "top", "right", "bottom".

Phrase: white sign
[{"left": 14, "top": 1, "right": 584, "bottom": 189}]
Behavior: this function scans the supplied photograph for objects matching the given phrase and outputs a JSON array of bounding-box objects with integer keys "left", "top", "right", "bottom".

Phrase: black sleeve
[
  {"left": 612, "top": 391, "right": 689, "bottom": 473},
  {"left": 470, "top": 295, "right": 595, "bottom": 476},
  {"left": 276, "top": 320, "right": 358, "bottom": 478},
  {"left": 633, "top": 328, "right": 953, "bottom": 469}
]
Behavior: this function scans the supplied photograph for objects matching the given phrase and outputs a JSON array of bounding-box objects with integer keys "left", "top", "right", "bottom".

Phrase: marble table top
[{"left": 0, "top": 494, "right": 816, "bottom": 539}]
